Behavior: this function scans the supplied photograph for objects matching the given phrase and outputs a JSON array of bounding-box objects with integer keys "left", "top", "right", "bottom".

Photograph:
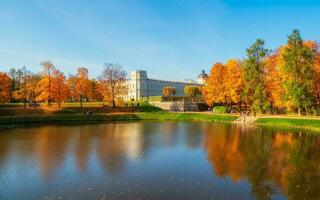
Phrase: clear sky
[{"left": 0, "top": 0, "right": 320, "bottom": 80}]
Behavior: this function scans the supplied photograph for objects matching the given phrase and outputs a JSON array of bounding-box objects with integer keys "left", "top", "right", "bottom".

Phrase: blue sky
[{"left": 0, "top": 0, "right": 320, "bottom": 80}]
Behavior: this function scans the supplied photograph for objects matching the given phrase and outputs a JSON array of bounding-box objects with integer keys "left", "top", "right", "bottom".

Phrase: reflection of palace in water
[
  {"left": 1, "top": 123, "right": 320, "bottom": 199},
  {"left": 0, "top": 122, "right": 185, "bottom": 179},
  {"left": 204, "top": 125, "right": 320, "bottom": 200}
]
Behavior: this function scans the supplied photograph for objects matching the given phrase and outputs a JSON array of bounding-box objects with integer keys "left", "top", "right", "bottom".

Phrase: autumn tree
[
  {"left": 184, "top": 85, "right": 202, "bottom": 102},
  {"left": 52, "top": 70, "right": 69, "bottom": 108},
  {"left": 0, "top": 72, "right": 12, "bottom": 103},
  {"left": 90, "top": 79, "right": 104, "bottom": 102},
  {"left": 265, "top": 52, "right": 285, "bottom": 111},
  {"left": 281, "top": 30, "right": 316, "bottom": 114},
  {"left": 36, "top": 61, "right": 55, "bottom": 107},
  {"left": 8, "top": 68, "right": 23, "bottom": 100},
  {"left": 310, "top": 42, "right": 320, "bottom": 106},
  {"left": 67, "top": 75, "right": 78, "bottom": 102},
  {"left": 224, "top": 59, "right": 243, "bottom": 106},
  {"left": 76, "top": 67, "right": 92, "bottom": 108},
  {"left": 99, "top": 63, "right": 127, "bottom": 107},
  {"left": 162, "top": 86, "right": 177, "bottom": 101},
  {"left": 12, "top": 66, "right": 30, "bottom": 108},
  {"left": 202, "top": 63, "right": 227, "bottom": 106},
  {"left": 242, "top": 39, "right": 269, "bottom": 113},
  {"left": 15, "top": 72, "right": 41, "bottom": 108},
  {"left": 25, "top": 74, "right": 41, "bottom": 108}
]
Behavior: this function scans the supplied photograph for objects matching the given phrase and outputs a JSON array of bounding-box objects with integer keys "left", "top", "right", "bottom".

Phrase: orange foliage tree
[
  {"left": 52, "top": 70, "right": 69, "bottom": 108},
  {"left": 67, "top": 75, "right": 78, "bottom": 102},
  {"left": 90, "top": 79, "right": 104, "bottom": 102},
  {"left": 265, "top": 52, "right": 286, "bottom": 110},
  {"left": 25, "top": 74, "right": 41, "bottom": 108},
  {"left": 162, "top": 86, "right": 177, "bottom": 101},
  {"left": 305, "top": 41, "right": 320, "bottom": 107},
  {"left": 0, "top": 72, "right": 12, "bottom": 103},
  {"left": 36, "top": 61, "right": 55, "bottom": 107},
  {"left": 224, "top": 59, "right": 243, "bottom": 105},
  {"left": 202, "top": 63, "right": 227, "bottom": 107},
  {"left": 203, "top": 60, "right": 243, "bottom": 110},
  {"left": 14, "top": 71, "right": 41, "bottom": 108}
]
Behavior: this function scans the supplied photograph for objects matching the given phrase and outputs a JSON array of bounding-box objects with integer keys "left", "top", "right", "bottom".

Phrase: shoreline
[
  {"left": 0, "top": 113, "right": 237, "bottom": 127},
  {"left": 0, "top": 112, "right": 320, "bottom": 133}
]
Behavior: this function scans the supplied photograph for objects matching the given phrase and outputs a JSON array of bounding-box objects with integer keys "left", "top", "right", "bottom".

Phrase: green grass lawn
[{"left": 255, "top": 117, "right": 320, "bottom": 131}]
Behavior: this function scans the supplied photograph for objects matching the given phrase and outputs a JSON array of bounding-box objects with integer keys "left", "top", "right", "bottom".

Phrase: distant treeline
[{"left": 0, "top": 62, "right": 127, "bottom": 108}]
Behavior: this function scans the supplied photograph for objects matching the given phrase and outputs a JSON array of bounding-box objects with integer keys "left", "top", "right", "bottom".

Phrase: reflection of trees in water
[
  {"left": 96, "top": 123, "right": 128, "bottom": 175},
  {"left": 0, "top": 123, "right": 154, "bottom": 179},
  {"left": 0, "top": 134, "right": 10, "bottom": 169},
  {"left": 159, "top": 122, "right": 180, "bottom": 147},
  {"left": 204, "top": 125, "right": 320, "bottom": 199},
  {"left": 184, "top": 123, "right": 203, "bottom": 148},
  {"left": 74, "top": 126, "right": 93, "bottom": 172},
  {"left": 34, "top": 126, "right": 71, "bottom": 180}
]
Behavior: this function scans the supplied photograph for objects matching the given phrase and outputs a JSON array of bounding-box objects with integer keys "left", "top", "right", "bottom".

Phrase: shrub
[{"left": 212, "top": 106, "right": 230, "bottom": 114}]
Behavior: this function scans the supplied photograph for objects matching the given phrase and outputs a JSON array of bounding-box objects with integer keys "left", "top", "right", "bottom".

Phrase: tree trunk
[
  {"left": 24, "top": 98, "right": 27, "bottom": 109},
  {"left": 305, "top": 106, "right": 308, "bottom": 115},
  {"left": 298, "top": 107, "right": 301, "bottom": 115},
  {"left": 58, "top": 100, "right": 61, "bottom": 108},
  {"left": 112, "top": 87, "right": 115, "bottom": 108},
  {"left": 34, "top": 100, "right": 37, "bottom": 109},
  {"left": 80, "top": 96, "right": 83, "bottom": 108}
]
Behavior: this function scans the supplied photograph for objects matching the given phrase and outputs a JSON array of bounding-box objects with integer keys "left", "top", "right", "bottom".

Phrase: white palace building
[{"left": 124, "top": 70, "right": 208, "bottom": 101}]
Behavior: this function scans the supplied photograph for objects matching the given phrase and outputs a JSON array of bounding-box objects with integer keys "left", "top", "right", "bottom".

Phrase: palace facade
[{"left": 124, "top": 70, "right": 207, "bottom": 101}]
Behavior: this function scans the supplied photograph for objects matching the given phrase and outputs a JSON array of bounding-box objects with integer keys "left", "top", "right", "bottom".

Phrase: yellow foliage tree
[{"left": 184, "top": 85, "right": 202, "bottom": 102}]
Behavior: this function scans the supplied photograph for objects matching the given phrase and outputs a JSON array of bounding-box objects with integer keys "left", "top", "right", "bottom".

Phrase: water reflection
[
  {"left": 204, "top": 125, "right": 320, "bottom": 199},
  {"left": 0, "top": 122, "right": 320, "bottom": 199}
]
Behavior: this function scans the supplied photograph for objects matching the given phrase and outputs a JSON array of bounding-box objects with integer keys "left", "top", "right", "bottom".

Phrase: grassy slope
[
  {"left": 0, "top": 113, "right": 237, "bottom": 126},
  {"left": 255, "top": 118, "right": 320, "bottom": 132}
]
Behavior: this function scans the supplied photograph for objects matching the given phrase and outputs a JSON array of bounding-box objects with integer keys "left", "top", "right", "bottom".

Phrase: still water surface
[{"left": 0, "top": 122, "right": 319, "bottom": 200}]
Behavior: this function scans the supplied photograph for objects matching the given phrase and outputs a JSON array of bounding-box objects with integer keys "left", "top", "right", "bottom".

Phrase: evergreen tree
[
  {"left": 282, "top": 29, "right": 315, "bottom": 114},
  {"left": 242, "top": 39, "right": 269, "bottom": 113}
]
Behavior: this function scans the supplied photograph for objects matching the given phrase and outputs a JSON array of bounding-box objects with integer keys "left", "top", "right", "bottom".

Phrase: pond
[{"left": 0, "top": 122, "right": 319, "bottom": 200}]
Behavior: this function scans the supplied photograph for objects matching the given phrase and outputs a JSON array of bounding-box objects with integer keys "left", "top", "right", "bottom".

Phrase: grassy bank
[
  {"left": 0, "top": 113, "right": 237, "bottom": 127},
  {"left": 2, "top": 111, "right": 320, "bottom": 133},
  {"left": 0, "top": 102, "right": 162, "bottom": 116},
  {"left": 255, "top": 117, "right": 320, "bottom": 132}
]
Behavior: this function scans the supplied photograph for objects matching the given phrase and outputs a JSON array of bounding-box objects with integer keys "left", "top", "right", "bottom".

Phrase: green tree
[
  {"left": 282, "top": 30, "right": 316, "bottom": 115},
  {"left": 242, "top": 39, "right": 269, "bottom": 113}
]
